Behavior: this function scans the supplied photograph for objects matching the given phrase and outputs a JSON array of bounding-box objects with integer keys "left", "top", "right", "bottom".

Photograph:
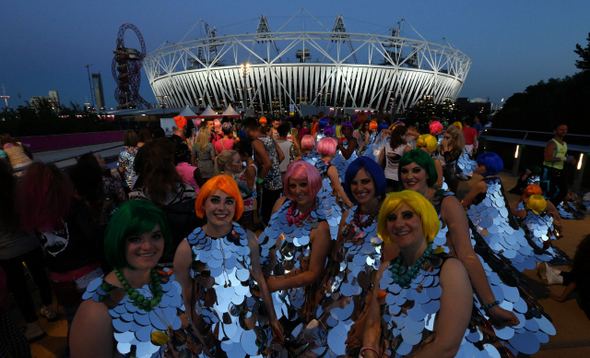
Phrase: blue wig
[
  {"left": 319, "top": 118, "right": 328, "bottom": 130},
  {"left": 344, "top": 156, "right": 387, "bottom": 204},
  {"left": 377, "top": 122, "right": 389, "bottom": 133},
  {"left": 476, "top": 152, "right": 503, "bottom": 176}
]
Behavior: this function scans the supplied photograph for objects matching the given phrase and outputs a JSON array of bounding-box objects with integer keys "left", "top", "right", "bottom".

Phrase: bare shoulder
[{"left": 272, "top": 197, "right": 288, "bottom": 214}]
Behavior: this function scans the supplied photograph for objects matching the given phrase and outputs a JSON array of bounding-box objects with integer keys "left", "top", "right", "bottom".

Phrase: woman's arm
[
  {"left": 549, "top": 281, "right": 576, "bottom": 302},
  {"left": 70, "top": 299, "right": 114, "bottom": 358},
  {"left": 327, "top": 165, "right": 353, "bottom": 207},
  {"left": 441, "top": 196, "right": 519, "bottom": 327},
  {"left": 338, "top": 138, "right": 358, "bottom": 159},
  {"left": 361, "top": 261, "right": 389, "bottom": 358},
  {"left": 412, "top": 258, "right": 472, "bottom": 358},
  {"left": 247, "top": 230, "right": 284, "bottom": 341},
  {"left": 173, "top": 239, "right": 195, "bottom": 323},
  {"left": 377, "top": 150, "right": 385, "bottom": 168},
  {"left": 434, "top": 160, "right": 444, "bottom": 189},
  {"left": 266, "top": 221, "right": 332, "bottom": 292},
  {"left": 275, "top": 140, "right": 285, "bottom": 164},
  {"left": 461, "top": 180, "right": 487, "bottom": 208},
  {"left": 244, "top": 165, "right": 256, "bottom": 192}
]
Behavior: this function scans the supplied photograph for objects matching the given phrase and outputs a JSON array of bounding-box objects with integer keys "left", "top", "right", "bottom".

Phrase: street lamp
[{"left": 240, "top": 63, "right": 251, "bottom": 114}]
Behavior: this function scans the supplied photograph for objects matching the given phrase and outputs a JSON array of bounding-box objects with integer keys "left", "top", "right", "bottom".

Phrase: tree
[{"left": 574, "top": 32, "right": 590, "bottom": 72}]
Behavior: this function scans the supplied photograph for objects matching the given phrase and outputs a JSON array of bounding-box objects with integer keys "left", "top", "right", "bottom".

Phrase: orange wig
[{"left": 195, "top": 175, "right": 244, "bottom": 220}]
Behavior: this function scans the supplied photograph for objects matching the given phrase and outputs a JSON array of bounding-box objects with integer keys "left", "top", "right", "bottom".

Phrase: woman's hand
[{"left": 487, "top": 305, "right": 520, "bottom": 327}]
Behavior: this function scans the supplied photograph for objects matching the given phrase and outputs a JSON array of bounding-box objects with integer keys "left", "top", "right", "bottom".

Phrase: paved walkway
[{"left": 19, "top": 170, "right": 590, "bottom": 357}]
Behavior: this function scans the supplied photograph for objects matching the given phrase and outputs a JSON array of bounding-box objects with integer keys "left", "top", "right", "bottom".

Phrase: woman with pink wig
[
  {"left": 297, "top": 134, "right": 319, "bottom": 165},
  {"left": 258, "top": 160, "right": 333, "bottom": 354}
]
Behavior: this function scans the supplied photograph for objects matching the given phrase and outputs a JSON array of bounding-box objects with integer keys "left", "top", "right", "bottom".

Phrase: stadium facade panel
[{"left": 144, "top": 20, "right": 471, "bottom": 114}]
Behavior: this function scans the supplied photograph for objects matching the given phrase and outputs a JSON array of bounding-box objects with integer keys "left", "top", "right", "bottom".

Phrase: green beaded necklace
[
  {"left": 389, "top": 244, "right": 433, "bottom": 288},
  {"left": 113, "top": 268, "right": 164, "bottom": 311}
]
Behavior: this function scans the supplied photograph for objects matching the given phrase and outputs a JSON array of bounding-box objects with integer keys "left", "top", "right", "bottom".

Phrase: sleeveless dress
[
  {"left": 324, "top": 205, "right": 383, "bottom": 357},
  {"left": 258, "top": 200, "right": 332, "bottom": 355},
  {"left": 314, "top": 160, "right": 344, "bottom": 240},
  {"left": 332, "top": 140, "right": 358, "bottom": 182},
  {"left": 433, "top": 192, "right": 556, "bottom": 356},
  {"left": 82, "top": 269, "right": 189, "bottom": 358},
  {"left": 186, "top": 223, "right": 266, "bottom": 357}
]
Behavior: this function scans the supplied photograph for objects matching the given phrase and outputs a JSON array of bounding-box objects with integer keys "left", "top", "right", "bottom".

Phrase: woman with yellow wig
[
  {"left": 173, "top": 175, "right": 279, "bottom": 357},
  {"left": 362, "top": 190, "right": 473, "bottom": 358},
  {"left": 511, "top": 184, "right": 562, "bottom": 229},
  {"left": 521, "top": 195, "right": 570, "bottom": 266}
]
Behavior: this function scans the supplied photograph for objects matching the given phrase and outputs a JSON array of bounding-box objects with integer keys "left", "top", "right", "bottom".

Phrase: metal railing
[{"left": 483, "top": 128, "right": 590, "bottom": 193}]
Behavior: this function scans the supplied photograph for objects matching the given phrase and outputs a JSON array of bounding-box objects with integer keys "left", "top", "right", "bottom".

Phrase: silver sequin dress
[
  {"left": 187, "top": 223, "right": 265, "bottom": 357},
  {"left": 434, "top": 193, "right": 556, "bottom": 356},
  {"left": 82, "top": 269, "right": 187, "bottom": 358},
  {"left": 258, "top": 200, "right": 332, "bottom": 354},
  {"left": 314, "top": 160, "right": 345, "bottom": 240}
]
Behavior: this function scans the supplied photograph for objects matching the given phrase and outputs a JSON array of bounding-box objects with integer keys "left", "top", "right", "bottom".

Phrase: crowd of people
[{"left": 0, "top": 114, "right": 585, "bottom": 358}]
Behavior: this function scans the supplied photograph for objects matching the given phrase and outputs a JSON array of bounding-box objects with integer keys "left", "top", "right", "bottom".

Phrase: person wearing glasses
[{"left": 436, "top": 125, "right": 465, "bottom": 193}]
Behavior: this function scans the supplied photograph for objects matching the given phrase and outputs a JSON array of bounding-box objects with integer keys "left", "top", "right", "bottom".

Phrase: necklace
[
  {"left": 389, "top": 244, "right": 433, "bottom": 288},
  {"left": 286, "top": 198, "right": 317, "bottom": 226},
  {"left": 351, "top": 202, "right": 380, "bottom": 229},
  {"left": 114, "top": 268, "right": 163, "bottom": 311}
]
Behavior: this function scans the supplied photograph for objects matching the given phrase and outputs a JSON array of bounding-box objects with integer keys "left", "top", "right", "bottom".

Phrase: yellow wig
[
  {"left": 195, "top": 175, "right": 244, "bottom": 220},
  {"left": 526, "top": 195, "right": 547, "bottom": 214},
  {"left": 452, "top": 121, "right": 463, "bottom": 130},
  {"left": 416, "top": 134, "right": 438, "bottom": 153},
  {"left": 377, "top": 190, "right": 440, "bottom": 244}
]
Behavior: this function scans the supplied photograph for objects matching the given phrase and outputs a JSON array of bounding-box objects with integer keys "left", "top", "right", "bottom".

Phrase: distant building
[
  {"left": 92, "top": 73, "right": 106, "bottom": 111},
  {"left": 48, "top": 90, "right": 60, "bottom": 111}
]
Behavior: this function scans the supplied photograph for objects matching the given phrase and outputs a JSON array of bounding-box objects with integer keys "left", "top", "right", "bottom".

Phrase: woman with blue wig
[
  {"left": 317, "top": 156, "right": 394, "bottom": 356},
  {"left": 463, "top": 152, "right": 541, "bottom": 270}
]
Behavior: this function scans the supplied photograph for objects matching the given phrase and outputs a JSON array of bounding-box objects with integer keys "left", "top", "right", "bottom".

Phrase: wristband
[
  {"left": 257, "top": 177, "right": 264, "bottom": 184},
  {"left": 559, "top": 157, "right": 565, "bottom": 162},
  {"left": 360, "top": 346, "right": 380, "bottom": 358},
  {"left": 482, "top": 300, "right": 500, "bottom": 311}
]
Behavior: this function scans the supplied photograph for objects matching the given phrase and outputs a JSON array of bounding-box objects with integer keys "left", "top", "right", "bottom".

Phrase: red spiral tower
[{"left": 112, "top": 23, "right": 150, "bottom": 109}]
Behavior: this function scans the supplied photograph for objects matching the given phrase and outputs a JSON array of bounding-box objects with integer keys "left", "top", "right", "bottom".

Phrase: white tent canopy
[
  {"left": 178, "top": 105, "right": 198, "bottom": 118},
  {"left": 199, "top": 105, "right": 218, "bottom": 117},
  {"left": 221, "top": 104, "right": 240, "bottom": 117}
]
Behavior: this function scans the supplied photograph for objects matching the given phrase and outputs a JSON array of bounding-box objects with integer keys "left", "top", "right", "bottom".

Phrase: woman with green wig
[
  {"left": 361, "top": 190, "right": 472, "bottom": 357},
  {"left": 70, "top": 200, "right": 193, "bottom": 358}
]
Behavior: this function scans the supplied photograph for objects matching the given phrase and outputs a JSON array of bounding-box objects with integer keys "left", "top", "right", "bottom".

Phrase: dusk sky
[{"left": 1, "top": 1, "right": 589, "bottom": 110}]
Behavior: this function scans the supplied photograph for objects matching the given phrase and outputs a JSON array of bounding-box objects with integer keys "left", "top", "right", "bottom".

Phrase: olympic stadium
[{"left": 144, "top": 10, "right": 472, "bottom": 115}]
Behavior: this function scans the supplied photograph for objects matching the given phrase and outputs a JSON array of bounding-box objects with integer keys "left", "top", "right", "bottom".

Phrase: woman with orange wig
[{"left": 173, "top": 175, "right": 279, "bottom": 357}]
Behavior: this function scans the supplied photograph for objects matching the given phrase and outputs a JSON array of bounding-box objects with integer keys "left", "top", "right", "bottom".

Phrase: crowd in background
[{"left": 0, "top": 112, "right": 587, "bottom": 358}]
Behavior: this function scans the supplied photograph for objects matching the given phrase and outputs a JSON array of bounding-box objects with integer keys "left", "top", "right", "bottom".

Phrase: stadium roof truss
[{"left": 144, "top": 20, "right": 471, "bottom": 114}]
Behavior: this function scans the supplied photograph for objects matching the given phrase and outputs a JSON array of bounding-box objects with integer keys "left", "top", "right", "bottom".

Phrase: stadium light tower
[{"left": 239, "top": 63, "right": 251, "bottom": 113}]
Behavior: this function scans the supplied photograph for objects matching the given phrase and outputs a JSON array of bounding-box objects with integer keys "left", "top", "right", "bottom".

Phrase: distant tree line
[
  {"left": 0, "top": 97, "right": 117, "bottom": 137},
  {"left": 494, "top": 32, "right": 590, "bottom": 134}
]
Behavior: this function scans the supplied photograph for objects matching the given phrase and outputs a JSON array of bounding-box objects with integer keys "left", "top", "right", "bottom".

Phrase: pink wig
[
  {"left": 317, "top": 137, "right": 337, "bottom": 157},
  {"left": 283, "top": 161, "right": 322, "bottom": 200},
  {"left": 429, "top": 121, "right": 444, "bottom": 135},
  {"left": 300, "top": 134, "right": 316, "bottom": 151},
  {"left": 18, "top": 161, "right": 75, "bottom": 232},
  {"left": 214, "top": 119, "right": 221, "bottom": 131}
]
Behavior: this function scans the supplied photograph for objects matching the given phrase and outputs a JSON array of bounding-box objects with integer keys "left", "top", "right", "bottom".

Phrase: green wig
[
  {"left": 104, "top": 200, "right": 172, "bottom": 269},
  {"left": 398, "top": 149, "right": 438, "bottom": 189}
]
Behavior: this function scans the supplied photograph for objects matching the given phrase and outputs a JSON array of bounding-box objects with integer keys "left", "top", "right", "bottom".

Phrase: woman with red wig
[
  {"left": 257, "top": 160, "right": 332, "bottom": 355},
  {"left": 174, "top": 175, "right": 279, "bottom": 357},
  {"left": 18, "top": 161, "right": 104, "bottom": 333}
]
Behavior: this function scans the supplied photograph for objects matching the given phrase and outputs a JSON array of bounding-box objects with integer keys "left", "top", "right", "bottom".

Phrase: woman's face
[
  {"left": 400, "top": 162, "right": 429, "bottom": 192},
  {"left": 416, "top": 144, "right": 432, "bottom": 154},
  {"left": 125, "top": 224, "right": 164, "bottom": 271},
  {"left": 475, "top": 163, "right": 486, "bottom": 175},
  {"left": 342, "top": 125, "right": 352, "bottom": 138},
  {"left": 349, "top": 168, "right": 376, "bottom": 206},
  {"left": 226, "top": 153, "right": 243, "bottom": 174},
  {"left": 204, "top": 189, "right": 236, "bottom": 227},
  {"left": 386, "top": 203, "right": 424, "bottom": 249},
  {"left": 288, "top": 177, "right": 312, "bottom": 207}
]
